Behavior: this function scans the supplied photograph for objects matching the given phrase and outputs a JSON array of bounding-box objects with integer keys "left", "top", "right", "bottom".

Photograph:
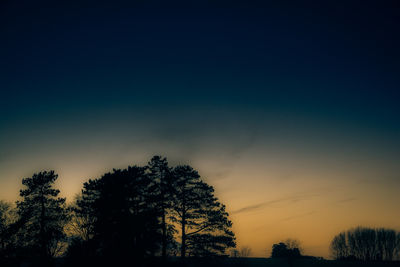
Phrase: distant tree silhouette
[
  {"left": 170, "top": 165, "right": 235, "bottom": 258},
  {"left": 230, "top": 249, "right": 240, "bottom": 258},
  {"left": 147, "top": 155, "right": 176, "bottom": 259},
  {"left": 330, "top": 232, "right": 348, "bottom": 259},
  {"left": 330, "top": 226, "right": 400, "bottom": 261},
  {"left": 376, "top": 228, "right": 397, "bottom": 261},
  {"left": 15, "top": 171, "right": 69, "bottom": 259},
  {"left": 283, "top": 238, "right": 302, "bottom": 254},
  {"left": 271, "top": 242, "right": 287, "bottom": 258},
  {"left": 239, "top": 246, "right": 252, "bottom": 257},
  {"left": 271, "top": 242, "right": 301, "bottom": 258}
]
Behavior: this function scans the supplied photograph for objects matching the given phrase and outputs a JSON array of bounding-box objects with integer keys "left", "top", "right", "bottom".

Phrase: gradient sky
[{"left": 1, "top": 0, "right": 400, "bottom": 258}]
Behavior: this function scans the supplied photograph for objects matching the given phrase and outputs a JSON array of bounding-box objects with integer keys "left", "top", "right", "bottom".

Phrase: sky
[{"left": 1, "top": 0, "right": 400, "bottom": 258}]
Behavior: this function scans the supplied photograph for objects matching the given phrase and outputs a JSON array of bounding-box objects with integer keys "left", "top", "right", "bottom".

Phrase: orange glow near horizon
[{"left": 1, "top": 147, "right": 399, "bottom": 259}]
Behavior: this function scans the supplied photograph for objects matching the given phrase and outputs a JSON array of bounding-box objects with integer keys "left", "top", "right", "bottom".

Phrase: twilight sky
[{"left": 1, "top": 0, "right": 400, "bottom": 258}]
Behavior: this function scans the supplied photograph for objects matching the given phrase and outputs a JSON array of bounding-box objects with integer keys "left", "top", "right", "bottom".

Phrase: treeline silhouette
[
  {"left": 330, "top": 227, "right": 400, "bottom": 261},
  {"left": 0, "top": 156, "right": 235, "bottom": 265},
  {"left": 1, "top": 155, "right": 400, "bottom": 266}
]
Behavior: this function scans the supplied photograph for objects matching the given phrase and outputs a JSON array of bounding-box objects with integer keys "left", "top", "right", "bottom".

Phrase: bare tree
[
  {"left": 331, "top": 226, "right": 400, "bottom": 261},
  {"left": 376, "top": 228, "right": 397, "bottom": 261},
  {"left": 283, "top": 238, "right": 302, "bottom": 254},
  {"left": 239, "top": 246, "right": 252, "bottom": 257},
  {"left": 330, "top": 232, "right": 349, "bottom": 259},
  {"left": 395, "top": 232, "right": 400, "bottom": 261},
  {"left": 66, "top": 194, "right": 96, "bottom": 242},
  {"left": 230, "top": 249, "right": 239, "bottom": 258}
]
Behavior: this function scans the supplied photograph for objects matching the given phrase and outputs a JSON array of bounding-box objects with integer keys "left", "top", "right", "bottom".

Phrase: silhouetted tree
[
  {"left": 376, "top": 228, "right": 397, "bottom": 261},
  {"left": 331, "top": 226, "right": 400, "bottom": 261},
  {"left": 0, "top": 201, "right": 11, "bottom": 251},
  {"left": 330, "top": 232, "right": 349, "bottom": 259},
  {"left": 69, "top": 178, "right": 103, "bottom": 245},
  {"left": 230, "top": 249, "right": 240, "bottom": 258},
  {"left": 72, "top": 166, "right": 162, "bottom": 260},
  {"left": 67, "top": 193, "right": 96, "bottom": 242},
  {"left": 272, "top": 242, "right": 286, "bottom": 258},
  {"left": 147, "top": 155, "right": 175, "bottom": 259},
  {"left": 239, "top": 246, "right": 252, "bottom": 257},
  {"left": 64, "top": 192, "right": 99, "bottom": 262},
  {"left": 170, "top": 165, "right": 235, "bottom": 258},
  {"left": 0, "top": 201, "right": 17, "bottom": 256},
  {"left": 271, "top": 242, "right": 301, "bottom": 258},
  {"left": 396, "top": 233, "right": 400, "bottom": 261},
  {"left": 15, "top": 171, "right": 69, "bottom": 259},
  {"left": 284, "top": 238, "right": 302, "bottom": 254}
]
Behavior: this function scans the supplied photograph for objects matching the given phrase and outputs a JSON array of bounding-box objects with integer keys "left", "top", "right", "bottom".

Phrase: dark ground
[
  {"left": 181, "top": 258, "right": 400, "bottom": 267},
  {"left": 2, "top": 258, "right": 400, "bottom": 267}
]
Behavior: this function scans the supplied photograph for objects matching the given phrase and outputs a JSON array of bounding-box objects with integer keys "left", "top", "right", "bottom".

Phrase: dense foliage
[
  {"left": 271, "top": 242, "right": 301, "bottom": 258},
  {"left": 67, "top": 156, "right": 235, "bottom": 260},
  {"left": 0, "top": 155, "right": 235, "bottom": 263}
]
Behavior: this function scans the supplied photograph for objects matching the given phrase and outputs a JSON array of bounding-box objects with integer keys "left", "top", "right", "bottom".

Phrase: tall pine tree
[
  {"left": 147, "top": 155, "right": 175, "bottom": 258},
  {"left": 171, "top": 165, "right": 235, "bottom": 258},
  {"left": 16, "top": 171, "right": 69, "bottom": 258}
]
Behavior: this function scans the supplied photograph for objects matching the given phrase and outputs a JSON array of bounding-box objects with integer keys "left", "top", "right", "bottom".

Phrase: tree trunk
[
  {"left": 181, "top": 214, "right": 186, "bottom": 259},
  {"left": 40, "top": 192, "right": 46, "bottom": 258},
  {"left": 162, "top": 207, "right": 167, "bottom": 259}
]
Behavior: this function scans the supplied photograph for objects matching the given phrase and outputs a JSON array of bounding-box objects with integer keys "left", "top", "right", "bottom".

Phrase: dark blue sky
[
  {"left": 2, "top": 1, "right": 399, "bottom": 110},
  {"left": 1, "top": 0, "right": 399, "bottom": 162},
  {"left": 2, "top": 0, "right": 400, "bottom": 157}
]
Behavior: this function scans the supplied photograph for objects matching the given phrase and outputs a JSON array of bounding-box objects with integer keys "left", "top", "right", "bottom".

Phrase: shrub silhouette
[{"left": 271, "top": 242, "right": 301, "bottom": 258}]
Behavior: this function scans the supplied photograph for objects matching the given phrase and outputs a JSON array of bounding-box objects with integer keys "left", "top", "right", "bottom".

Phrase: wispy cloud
[
  {"left": 232, "top": 194, "right": 319, "bottom": 214},
  {"left": 280, "top": 211, "right": 316, "bottom": 221},
  {"left": 336, "top": 197, "right": 356, "bottom": 204}
]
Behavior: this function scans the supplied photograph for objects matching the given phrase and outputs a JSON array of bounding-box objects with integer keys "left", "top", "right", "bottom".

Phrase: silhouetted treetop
[
  {"left": 330, "top": 226, "right": 400, "bottom": 261},
  {"left": 72, "top": 166, "right": 161, "bottom": 259},
  {"left": 16, "top": 171, "right": 69, "bottom": 259},
  {"left": 0, "top": 200, "right": 16, "bottom": 257},
  {"left": 171, "top": 165, "right": 235, "bottom": 258},
  {"left": 3, "top": 156, "right": 236, "bottom": 264},
  {"left": 271, "top": 241, "right": 301, "bottom": 258},
  {"left": 147, "top": 155, "right": 176, "bottom": 259}
]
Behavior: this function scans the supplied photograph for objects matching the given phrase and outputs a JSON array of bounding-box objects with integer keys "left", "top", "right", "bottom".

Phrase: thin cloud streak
[
  {"left": 232, "top": 194, "right": 320, "bottom": 214},
  {"left": 280, "top": 211, "right": 316, "bottom": 221},
  {"left": 336, "top": 197, "right": 357, "bottom": 204}
]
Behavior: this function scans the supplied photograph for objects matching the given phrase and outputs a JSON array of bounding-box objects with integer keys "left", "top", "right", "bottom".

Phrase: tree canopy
[
  {"left": 271, "top": 241, "right": 301, "bottom": 258},
  {"left": 15, "top": 171, "right": 69, "bottom": 259},
  {"left": 70, "top": 166, "right": 162, "bottom": 259},
  {"left": 171, "top": 165, "right": 235, "bottom": 258},
  {"left": 66, "top": 157, "right": 235, "bottom": 261}
]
